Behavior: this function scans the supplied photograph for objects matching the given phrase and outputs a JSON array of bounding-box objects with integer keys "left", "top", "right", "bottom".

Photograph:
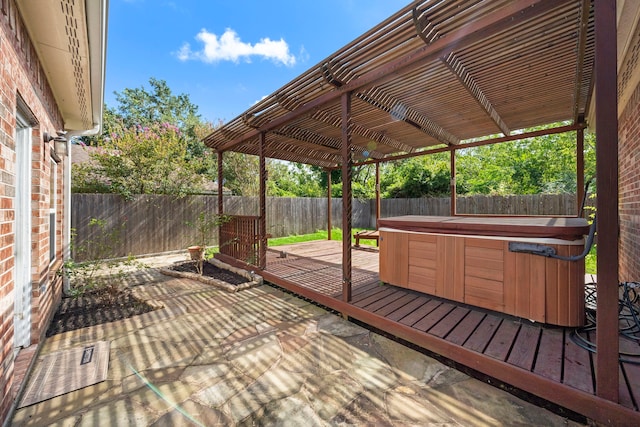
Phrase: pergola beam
[
  {"left": 356, "top": 88, "right": 460, "bottom": 146},
  {"left": 276, "top": 125, "right": 341, "bottom": 150},
  {"left": 274, "top": 124, "right": 385, "bottom": 160},
  {"left": 412, "top": 7, "right": 510, "bottom": 136},
  {"left": 264, "top": 144, "right": 341, "bottom": 166},
  {"left": 217, "top": 0, "right": 563, "bottom": 153},
  {"left": 310, "top": 110, "right": 415, "bottom": 153},
  {"left": 572, "top": 0, "right": 591, "bottom": 123},
  {"left": 323, "top": 61, "right": 457, "bottom": 147},
  {"left": 442, "top": 53, "right": 511, "bottom": 136},
  {"left": 234, "top": 139, "right": 340, "bottom": 167},
  {"left": 277, "top": 91, "right": 414, "bottom": 154}
]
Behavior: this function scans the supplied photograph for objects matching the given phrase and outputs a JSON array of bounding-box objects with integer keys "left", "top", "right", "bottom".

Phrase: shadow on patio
[{"left": 12, "top": 254, "right": 581, "bottom": 426}]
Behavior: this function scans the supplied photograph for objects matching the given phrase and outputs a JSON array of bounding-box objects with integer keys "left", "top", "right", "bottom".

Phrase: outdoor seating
[{"left": 354, "top": 229, "right": 379, "bottom": 247}]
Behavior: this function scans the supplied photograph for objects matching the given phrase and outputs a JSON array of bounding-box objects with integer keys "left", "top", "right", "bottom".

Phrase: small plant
[
  {"left": 59, "top": 218, "right": 146, "bottom": 303},
  {"left": 185, "top": 211, "right": 230, "bottom": 274}
]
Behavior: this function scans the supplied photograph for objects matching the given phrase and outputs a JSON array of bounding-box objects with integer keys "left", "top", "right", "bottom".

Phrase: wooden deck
[{"left": 218, "top": 240, "right": 640, "bottom": 425}]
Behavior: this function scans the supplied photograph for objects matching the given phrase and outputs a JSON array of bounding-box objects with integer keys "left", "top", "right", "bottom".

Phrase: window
[{"left": 50, "top": 155, "right": 57, "bottom": 262}]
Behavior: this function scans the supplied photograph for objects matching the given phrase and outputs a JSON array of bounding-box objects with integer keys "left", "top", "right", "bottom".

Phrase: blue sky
[{"left": 105, "top": 0, "right": 409, "bottom": 124}]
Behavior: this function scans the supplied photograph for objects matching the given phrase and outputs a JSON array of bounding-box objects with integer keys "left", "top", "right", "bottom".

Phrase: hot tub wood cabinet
[{"left": 378, "top": 216, "right": 590, "bottom": 327}]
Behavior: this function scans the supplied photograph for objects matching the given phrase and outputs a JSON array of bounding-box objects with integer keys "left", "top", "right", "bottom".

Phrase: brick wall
[
  {"left": 0, "top": 0, "right": 65, "bottom": 423},
  {"left": 619, "top": 80, "right": 640, "bottom": 282}
]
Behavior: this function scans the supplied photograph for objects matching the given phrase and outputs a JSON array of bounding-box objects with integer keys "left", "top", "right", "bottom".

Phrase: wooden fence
[{"left": 71, "top": 193, "right": 585, "bottom": 260}]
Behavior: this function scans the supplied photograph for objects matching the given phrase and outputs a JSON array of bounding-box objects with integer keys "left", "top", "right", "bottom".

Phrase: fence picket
[{"left": 71, "top": 193, "right": 584, "bottom": 260}]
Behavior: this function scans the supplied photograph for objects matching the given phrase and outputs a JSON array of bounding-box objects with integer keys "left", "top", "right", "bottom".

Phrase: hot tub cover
[{"left": 377, "top": 216, "right": 590, "bottom": 241}]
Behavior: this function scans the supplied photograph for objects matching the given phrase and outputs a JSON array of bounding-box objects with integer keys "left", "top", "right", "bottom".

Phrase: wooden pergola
[{"left": 205, "top": 0, "right": 625, "bottom": 422}]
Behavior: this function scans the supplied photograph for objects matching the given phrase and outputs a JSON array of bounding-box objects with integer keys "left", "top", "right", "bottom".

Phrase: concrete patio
[{"left": 12, "top": 256, "right": 585, "bottom": 426}]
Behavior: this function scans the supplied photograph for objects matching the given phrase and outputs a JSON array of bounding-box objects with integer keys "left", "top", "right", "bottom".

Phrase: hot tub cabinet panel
[{"left": 379, "top": 216, "right": 588, "bottom": 327}]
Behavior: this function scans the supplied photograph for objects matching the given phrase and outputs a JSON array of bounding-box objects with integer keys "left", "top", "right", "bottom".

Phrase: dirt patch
[{"left": 46, "top": 289, "right": 157, "bottom": 337}]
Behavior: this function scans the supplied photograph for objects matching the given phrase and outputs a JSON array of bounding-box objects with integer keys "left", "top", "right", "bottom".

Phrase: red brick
[{"left": 619, "top": 80, "right": 640, "bottom": 281}]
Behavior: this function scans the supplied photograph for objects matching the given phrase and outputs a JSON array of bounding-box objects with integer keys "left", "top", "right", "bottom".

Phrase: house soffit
[{"left": 16, "top": 0, "right": 107, "bottom": 133}]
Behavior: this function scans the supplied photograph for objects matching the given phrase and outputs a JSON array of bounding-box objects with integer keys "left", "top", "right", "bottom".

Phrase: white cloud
[{"left": 177, "top": 28, "right": 296, "bottom": 67}]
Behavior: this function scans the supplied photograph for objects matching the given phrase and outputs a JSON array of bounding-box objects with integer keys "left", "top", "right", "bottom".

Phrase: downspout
[{"left": 63, "top": 138, "right": 72, "bottom": 294}]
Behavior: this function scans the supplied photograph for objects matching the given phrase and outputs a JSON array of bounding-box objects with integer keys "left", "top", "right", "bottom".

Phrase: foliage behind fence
[{"left": 71, "top": 193, "right": 584, "bottom": 260}]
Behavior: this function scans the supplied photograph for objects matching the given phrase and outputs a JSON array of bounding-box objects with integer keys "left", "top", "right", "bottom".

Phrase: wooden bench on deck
[{"left": 354, "top": 230, "right": 380, "bottom": 247}]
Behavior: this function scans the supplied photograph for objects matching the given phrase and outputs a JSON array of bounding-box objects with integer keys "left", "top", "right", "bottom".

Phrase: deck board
[
  {"left": 429, "top": 307, "right": 471, "bottom": 339},
  {"left": 352, "top": 286, "right": 397, "bottom": 306},
  {"left": 359, "top": 290, "right": 408, "bottom": 313},
  {"left": 413, "top": 302, "right": 457, "bottom": 333},
  {"left": 254, "top": 240, "right": 640, "bottom": 423},
  {"left": 563, "top": 329, "right": 594, "bottom": 394},
  {"left": 447, "top": 310, "right": 486, "bottom": 346},
  {"left": 485, "top": 319, "right": 521, "bottom": 361},
  {"left": 507, "top": 323, "right": 541, "bottom": 371},
  {"left": 618, "top": 335, "right": 640, "bottom": 410},
  {"left": 349, "top": 281, "right": 382, "bottom": 299},
  {"left": 386, "top": 295, "right": 432, "bottom": 322},
  {"left": 464, "top": 314, "right": 502, "bottom": 353},
  {"left": 533, "top": 328, "right": 564, "bottom": 382},
  {"left": 373, "top": 293, "right": 420, "bottom": 317},
  {"left": 399, "top": 299, "right": 442, "bottom": 327}
]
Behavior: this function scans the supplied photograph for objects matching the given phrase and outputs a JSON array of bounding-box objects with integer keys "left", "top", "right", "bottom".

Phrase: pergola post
[
  {"left": 375, "top": 162, "right": 380, "bottom": 227},
  {"left": 594, "top": 0, "right": 619, "bottom": 402},
  {"left": 576, "top": 125, "right": 585, "bottom": 216},
  {"left": 450, "top": 150, "right": 457, "bottom": 216},
  {"left": 217, "top": 151, "right": 224, "bottom": 215},
  {"left": 327, "top": 168, "right": 332, "bottom": 240},
  {"left": 217, "top": 151, "right": 224, "bottom": 250},
  {"left": 341, "top": 92, "right": 353, "bottom": 303},
  {"left": 259, "top": 132, "right": 267, "bottom": 270}
]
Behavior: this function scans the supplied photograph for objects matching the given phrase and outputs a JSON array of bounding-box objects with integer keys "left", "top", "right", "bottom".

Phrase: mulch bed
[
  {"left": 45, "top": 290, "right": 157, "bottom": 337},
  {"left": 46, "top": 261, "right": 252, "bottom": 337},
  {"left": 169, "top": 261, "right": 249, "bottom": 285}
]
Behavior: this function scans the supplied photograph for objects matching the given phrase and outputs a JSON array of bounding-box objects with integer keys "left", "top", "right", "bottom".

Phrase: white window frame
[
  {"left": 14, "top": 109, "right": 34, "bottom": 351},
  {"left": 50, "top": 155, "right": 58, "bottom": 263}
]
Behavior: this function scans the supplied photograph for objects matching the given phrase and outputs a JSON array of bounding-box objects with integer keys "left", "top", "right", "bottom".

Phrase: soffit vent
[{"left": 61, "top": 0, "right": 90, "bottom": 129}]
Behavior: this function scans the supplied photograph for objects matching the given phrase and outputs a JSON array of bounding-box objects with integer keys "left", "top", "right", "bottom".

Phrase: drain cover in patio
[{"left": 19, "top": 341, "right": 110, "bottom": 408}]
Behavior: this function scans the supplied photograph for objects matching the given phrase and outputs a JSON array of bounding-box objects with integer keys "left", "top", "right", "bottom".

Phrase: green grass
[
  {"left": 268, "top": 228, "right": 373, "bottom": 247},
  {"left": 585, "top": 245, "right": 596, "bottom": 275},
  {"left": 205, "top": 228, "right": 374, "bottom": 258}
]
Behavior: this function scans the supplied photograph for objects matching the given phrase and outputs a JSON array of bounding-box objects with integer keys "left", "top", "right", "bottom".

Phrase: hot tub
[{"left": 378, "top": 216, "right": 590, "bottom": 326}]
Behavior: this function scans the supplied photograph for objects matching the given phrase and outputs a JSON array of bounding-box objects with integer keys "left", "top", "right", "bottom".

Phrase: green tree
[
  {"left": 75, "top": 78, "right": 221, "bottom": 196},
  {"left": 73, "top": 122, "right": 207, "bottom": 198},
  {"left": 376, "top": 124, "right": 595, "bottom": 198},
  {"left": 267, "top": 162, "right": 324, "bottom": 197},
  {"left": 381, "top": 153, "right": 451, "bottom": 198},
  {"left": 219, "top": 152, "right": 259, "bottom": 196},
  {"left": 456, "top": 127, "right": 595, "bottom": 195}
]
